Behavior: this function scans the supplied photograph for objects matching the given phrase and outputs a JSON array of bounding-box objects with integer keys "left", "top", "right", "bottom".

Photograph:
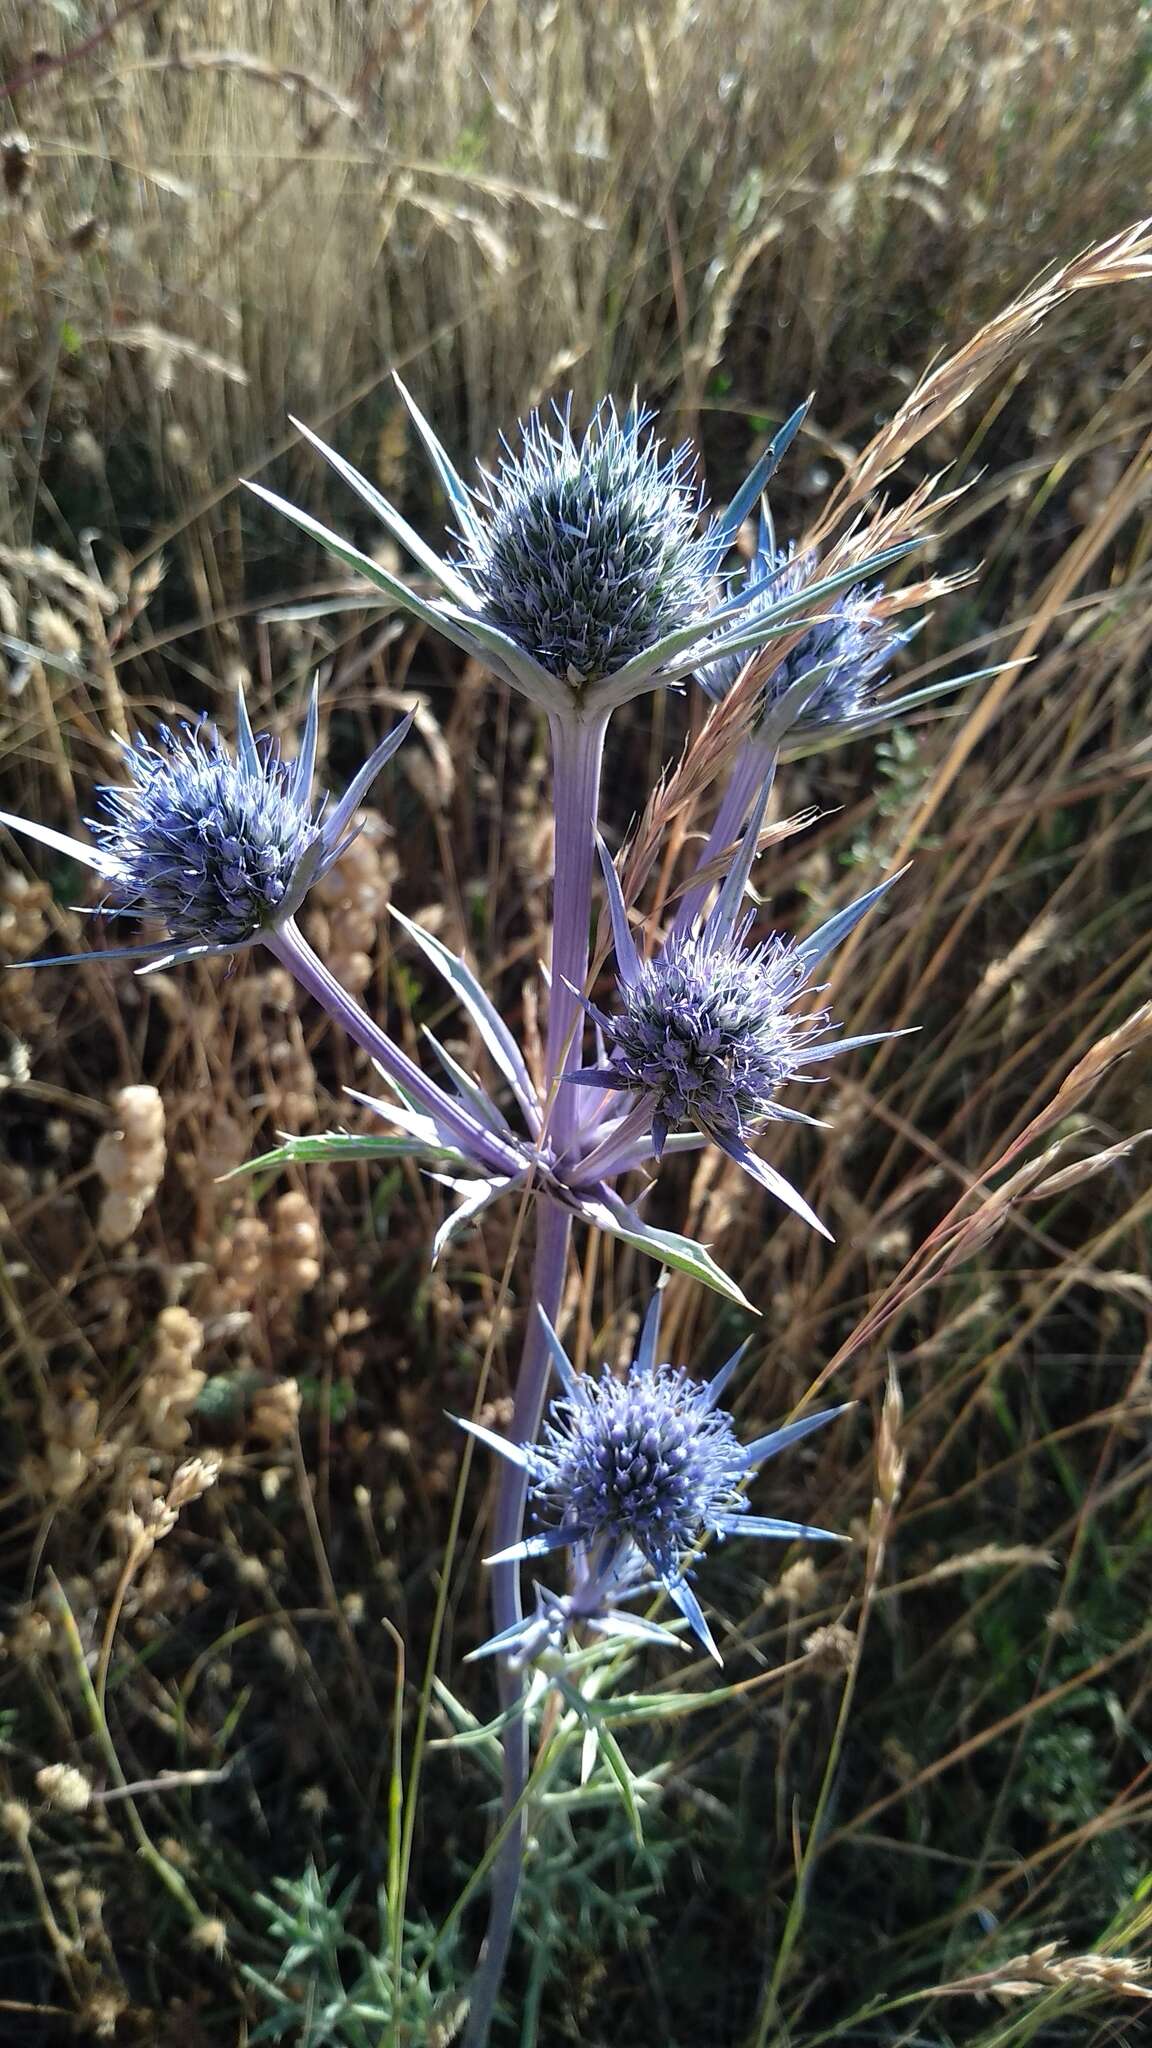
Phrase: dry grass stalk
[{"left": 927, "top": 1940, "right": 1151, "bottom": 2003}]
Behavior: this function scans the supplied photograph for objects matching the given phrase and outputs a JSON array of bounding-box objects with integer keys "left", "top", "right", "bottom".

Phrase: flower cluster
[
  {"left": 581, "top": 921, "right": 830, "bottom": 1160},
  {"left": 461, "top": 1290, "right": 847, "bottom": 1663},
  {"left": 249, "top": 383, "right": 835, "bottom": 717},
  {"left": 0, "top": 380, "right": 969, "bottom": 2048},
  {"left": 91, "top": 716, "right": 325, "bottom": 948},
  {"left": 531, "top": 1356, "right": 749, "bottom": 1576},
  {"left": 566, "top": 784, "right": 902, "bottom": 1231}
]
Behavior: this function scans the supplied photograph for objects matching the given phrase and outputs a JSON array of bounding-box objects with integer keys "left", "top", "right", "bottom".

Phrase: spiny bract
[{"left": 458, "top": 400, "right": 715, "bottom": 686}]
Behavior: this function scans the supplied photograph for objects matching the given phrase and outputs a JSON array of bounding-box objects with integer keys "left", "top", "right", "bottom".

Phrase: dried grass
[{"left": 1, "top": 1, "right": 1151, "bottom": 2042}]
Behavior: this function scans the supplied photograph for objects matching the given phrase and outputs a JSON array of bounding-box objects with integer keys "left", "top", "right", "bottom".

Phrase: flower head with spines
[
  {"left": 699, "top": 526, "right": 907, "bottom": 732},
  {"left": 91, "top": 717, "right": 323, "bottom": 949},
  {"left": 592, "top": 919, "right": 828, "bottom": 1162},
  {"left": 458, "top": 1287, "right": 849, "bottom": 1663},
  {"left": 247, "top": 387, "right": 922, "bottom": 720},
  {"left": 457, "top": 399, "right": 715, "bottom": 687},
  {"left": 566, "top": 776, "right": 908, "bottom": 1236},
  {"left": 0, "top": 683, "right": 412, "bottom": 971}
]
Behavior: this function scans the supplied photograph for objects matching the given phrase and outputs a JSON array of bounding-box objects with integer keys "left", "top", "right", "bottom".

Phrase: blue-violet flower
[
  {"left": 566, "top": 785, "right": 905, "bottom": 1234},
  {"left": 0, "top": 684, "right": 411, "bottom": 970},
  {"left": 247, "top": 389, "right": 915, "bottom": 720},
  {"left": 699, "top": 530, "right": 906, "bottom": 733},
  {"left": 459, "top": 1288, "right": 848, "bottom": 1662}
]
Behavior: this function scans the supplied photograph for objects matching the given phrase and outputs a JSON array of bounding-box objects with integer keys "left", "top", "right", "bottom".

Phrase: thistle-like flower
[
  {"left": 455, "top": 400, "right": 714, "bottom": 688},
  {"left": 0, "top": 683, "right": 411, "bottom": 970},
  {"left": 459, "top": 1288, "right": 848, "bottom": 1662},
  {"left": 248, "top": 386, "right": 918, "bottom": 718},
  {"left": 0, "top": 686, "right": 544, "bottom": 1186},
  {"left": 699, "top": 533, "right": 906, "bottom": 734},
  {"left": 588, "top": 922, "right": 832, "bottom": 1159},
  {"left": 694, "top": 506, "right": 1001, "bottom": 763},
  {"left": 566, "top": 785, "right": 905, "bottom": 1234}
]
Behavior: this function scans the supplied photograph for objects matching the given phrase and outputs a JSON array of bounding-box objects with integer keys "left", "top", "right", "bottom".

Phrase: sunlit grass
[{"left": 1, "top": 1, "right": 1151, "bottom": 2042}]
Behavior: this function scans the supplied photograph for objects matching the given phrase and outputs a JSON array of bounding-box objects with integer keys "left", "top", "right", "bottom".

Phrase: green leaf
[
  {"left": 580, "top": 1191, "right": 758, "bottom": 1312},
  {"left": 593, "top": 1720, "right": 645, "bottom": 1845},
  {"left": 593, "top": 1686, "right": 737, "bottom": 1724},
  {"left": 222, "top": 1130, "right": 463, "bottom": 1180},
  {"left": 554, "top": 1676, "right": 643, "bottom": 1844}
]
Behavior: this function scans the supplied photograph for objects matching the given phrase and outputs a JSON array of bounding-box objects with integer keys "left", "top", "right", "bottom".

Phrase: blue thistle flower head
[
  {"left": 456, "top": 399, "right": 715, "bottom": 688},
  {"left": 566, "top": 811, "right": 906, "bottom": 1233},
  {"left": 252, "top": 386, "right": 822, "bottom": 716},
  {"left": 591, "top": 920, "right": 826, "bottom": 1159},
  {"left": 531, "top": 1356, "right": 746, "bottom": 1577},
  {"left": 0, "top": 685, "right": 411, "bottom": 970},
  {"left": 698, "top": 538, "right": 905, "bottom": 731},
  {"left": 92, "top": 720, "right": 325, "bottom": 948},
  {"left": 461, "top": 1291, "right": 848, "bottom": 1663}
]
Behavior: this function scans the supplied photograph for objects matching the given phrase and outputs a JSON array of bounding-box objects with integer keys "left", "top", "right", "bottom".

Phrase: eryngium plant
[
  {"left": 248, "top": 381, "right": 918, "bottom": 719},
  {"left": 457, "top": 399, "right": 715, "bottom": 688},
  {"left": 570, "top": 783, "right": 905, "bottom": 1230},
  {"left": 0, "top": 683, "right": 411, "bottom": 970},
  {"left": 5, "top": 382, "right": 986, "bottom": 2048},
  {"left": 698, "top": 523, "right": 908, "bottom": 734}
]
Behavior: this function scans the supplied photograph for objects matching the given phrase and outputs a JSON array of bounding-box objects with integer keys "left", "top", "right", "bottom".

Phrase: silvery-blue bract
[{"left": 459, "top": 1288, "right": 849, "bottom": 1663}]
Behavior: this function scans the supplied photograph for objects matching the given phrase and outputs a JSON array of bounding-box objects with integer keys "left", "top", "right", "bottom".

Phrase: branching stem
[{"left": 464, "top": 707, "right": 607, "bottom": 2047}]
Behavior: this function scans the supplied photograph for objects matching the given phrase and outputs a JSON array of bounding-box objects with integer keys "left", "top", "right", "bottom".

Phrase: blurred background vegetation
[{"left": 1, "top": 3, "right": 1151, "bottom": 2044}]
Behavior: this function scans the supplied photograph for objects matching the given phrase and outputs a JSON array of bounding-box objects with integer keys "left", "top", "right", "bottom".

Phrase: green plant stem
[
  {"left": 753, "top": 1498, "right": 893, "bottom": 2045},
  {"left": 49, "top": 1572, "right": 202, "bottom": 1921}
]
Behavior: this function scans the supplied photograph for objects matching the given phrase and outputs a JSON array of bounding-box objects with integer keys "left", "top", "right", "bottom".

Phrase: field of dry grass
[{"left": 2, "top": 3, "right": 1152, "bottom": 2043}]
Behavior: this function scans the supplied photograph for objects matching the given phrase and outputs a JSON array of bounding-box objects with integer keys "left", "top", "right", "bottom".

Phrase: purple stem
[
  {"left": 542, "top": 711, "right": 609, "bottom": 1148},
  {"left": 463, "top": 1195, "right": 570, "bottom": 2048},
  {"left": 563, "top": 1098, "right": 654, "bottom": 1183},
  {"left": 464, "top": 708, "right": 606, "bottom": 2046},
  {"left": 673, "top": 735, "right": 776, "bottom": 935},
  {"left": 266, "top": 919, "right": 520, "bottom": 1178}
]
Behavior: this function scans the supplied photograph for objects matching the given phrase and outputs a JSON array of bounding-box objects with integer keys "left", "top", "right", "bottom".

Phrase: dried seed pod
[
  {"left": 24, "top": 1382, "right": 102, "bottom": 1502},
  {"left": 137, "top": 1306, "right": 205, "bottom": 1453},
  {"left": 264, "top": 1032, "right": 317, "bottom": 1130},
  {"left": 36, "top": 1763, "right": 92, "bottom": 1814},
  {"left": 268, "top": 1190, "right": 321, "bottom": 1298},
  {"left": 29, "top": 604, "right": 82, "bottom": 659},
  {"left": 249, "top": 1377, "right": 302, "bottom": 1445},
  {"left": 0, "top": 867, "right": 52, "bottom": 960},
  {"left": 214, "top": 1213, "right": 269, "bottom": 1309},
  {"left": 803, "top": 1622, "right": 856, "bottom": 1674},
  {"left": 306, "top": 808, "right": 396, "bottom": 994},
  {"left": 93, "top": 1086, "right": 166, "bottom": 1245}
]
